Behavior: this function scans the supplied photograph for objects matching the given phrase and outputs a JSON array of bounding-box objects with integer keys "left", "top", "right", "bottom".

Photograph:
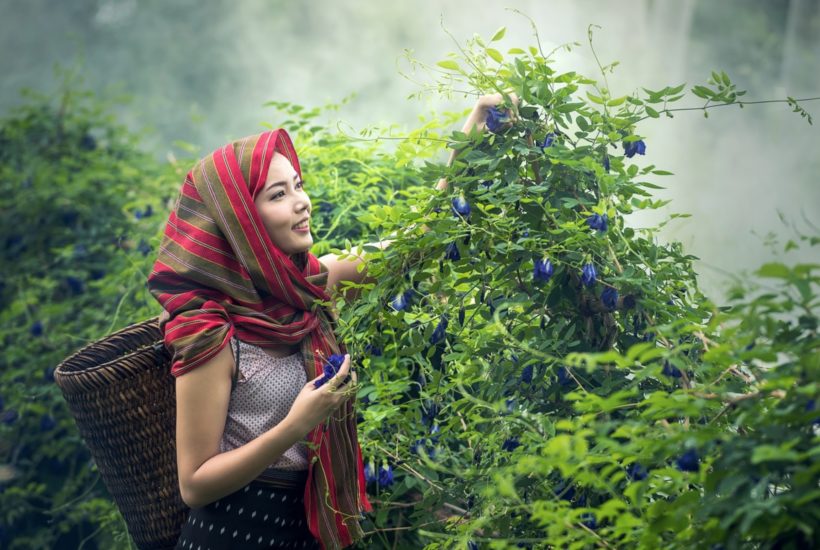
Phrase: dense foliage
[{"left": 0, "top": 29, "right": 817, "bottom": 550}]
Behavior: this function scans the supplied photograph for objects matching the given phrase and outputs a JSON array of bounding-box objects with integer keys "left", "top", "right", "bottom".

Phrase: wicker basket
[{"left": 53, "top": 317, "right": 186, "bottom": 550}]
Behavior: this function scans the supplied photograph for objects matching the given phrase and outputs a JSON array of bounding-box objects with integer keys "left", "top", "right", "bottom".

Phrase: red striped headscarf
[{"left": 147, "top": 129, "right": 372, "bottom": 549}]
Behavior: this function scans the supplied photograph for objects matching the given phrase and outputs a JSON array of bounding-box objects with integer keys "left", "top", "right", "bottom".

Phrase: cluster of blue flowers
[{"left": 675, "top": 448, "right": 700, "bottom": 472}]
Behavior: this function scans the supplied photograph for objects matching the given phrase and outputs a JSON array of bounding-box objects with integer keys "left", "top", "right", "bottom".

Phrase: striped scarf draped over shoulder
[{"left": 147, "top": 129, "right": 372, "bottom": 549}]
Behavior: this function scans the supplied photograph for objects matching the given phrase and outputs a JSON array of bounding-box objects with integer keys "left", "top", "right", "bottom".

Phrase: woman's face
[{"left": 254, "top": 152, "right": 312, "bottom": 256}]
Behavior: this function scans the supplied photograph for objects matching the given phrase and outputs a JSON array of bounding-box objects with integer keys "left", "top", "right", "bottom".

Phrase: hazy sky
[{"left": 2, "top": 0, "right": 818, "bottom": 300}]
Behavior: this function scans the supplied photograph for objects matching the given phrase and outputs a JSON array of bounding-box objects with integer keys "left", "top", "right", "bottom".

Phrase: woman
[{"left": 147, "top": 93, "right": 512, "bottom": 549}]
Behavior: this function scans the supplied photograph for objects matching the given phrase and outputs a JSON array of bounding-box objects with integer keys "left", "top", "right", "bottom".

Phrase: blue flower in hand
[{"left": 485, "top": 106, "right": 509, "bottom": 133}]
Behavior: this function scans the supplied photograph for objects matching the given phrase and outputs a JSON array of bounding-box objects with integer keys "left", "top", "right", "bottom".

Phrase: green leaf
[
  {"left": 437, "top": 60, "right": 460, "bottom": 71},
  {"left": 486, "top": 48, "right": 503, "bottom": 63},
  {"left": 606, "top": 96, "right": 628, "bottom": 107},
  {"left": 756, "top": 263, "right": 790, "bottom": 279},
  {"left": 645, "top": 106, "right": 660, "bottom": 118},
  {"left": 491, "top": 26, "right": 507, "bottom": 42}
]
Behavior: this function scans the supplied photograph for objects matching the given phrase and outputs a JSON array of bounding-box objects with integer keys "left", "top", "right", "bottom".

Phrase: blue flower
[
  {"left": 43, "top": 367, "right": 55, "bottom": 382},
  {"left": 533, "top": 258, "right": 554, "bottom": 283},
  {"left": 539, "top": 132, "right": 555, "bottom": 150},
  {"left": 319, "top": 201, "right": 334, "bottom": 213},
  {"left": 557, "top": 366, "right": 572, "bottom": 387},
  {"left": 90, "top": 269, "right": 106, "bottom": 280},
  {"left": 468, "top": 541, "right": 479, "bottom": 550},
  {"left": 580, "top": 512, "right": 597, "bottom": 530},
  {"left": 65, "top": 276, "right": 84, "bottom": 295},
  {"left": 520, "top": 364, "right": 533, "bottom": 384},
  {"left": 421, "top": 401, "right": 440, "bottom": 426},
  {"left": 581, "top": 263, "right": 597, "bottom": 287},
  {"left": 313, "top": 354, "right": 346, "bottom": 388},
  {"left": 662, "top": 360, "right": 682, "bottom": 378},
  {"left": 30, "top": 321, "right": 43, "bottom": 337},
  {"left": 675, "top": 448, "right": 700, "bottom": 472},
  {"left": 501, "top": 438, "right": 521, "bottom": 452},
  {"left": 364, "top": 462, "right": 377, "bottom": 484},
  {"left": 40, "top": 414, "right": 56, "bottom": 432},
  {"left": 378, "top": 464, "right": 394, "bottom": 487},
  {"left": 451, "top": 196, "right": 471, "bottom": 218},
  {"left": 506, "top": 398, "right": 515, "bottom": 412},
  {"left": 601, "top": 287, "right": 619, "bottom": 310},
  {"left": 391, "top": 289, "right": 413, "bottom": 311},
  {"left": 603, "top": 155, "right": 610, "bottom": 171},
  {"left": 0, "top": 394, "right": 4, "bottom": 411},
  {"left": 1, "top": 410, "right": 18, "bottom": 425},
  {"left": 586, "top": 213, "right": 608, "bottom": 232},
  {"left": 624, "top": 139, "right": 647, "bottom": 158},
  {"left": 626, "top": 462, "right": 648, "bottom": 481},
  {"left": 364, "top": 343, "right": 382, "bottom": 356},
  {"left": 430, "top": 315, "right": 448, "bottom": 345},
  {"left": 137, "top": 239, "right": 152, "bottom": 257},
  {"left": 445, "top": 242, "right": 461, "bottom": 261},
  {"left": 486, "top": 106, "right": 509, "bottom": 133}
]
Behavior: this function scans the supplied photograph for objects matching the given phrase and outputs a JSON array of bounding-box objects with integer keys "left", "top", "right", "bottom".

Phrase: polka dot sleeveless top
[{"left": 219, "top": 337, "right": 309, "bottom": 471}]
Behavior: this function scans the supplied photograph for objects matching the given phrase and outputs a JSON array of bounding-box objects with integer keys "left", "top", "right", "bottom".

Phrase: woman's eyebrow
[{"left": 264, "top": 173, "right": 300, "bottom": 192}]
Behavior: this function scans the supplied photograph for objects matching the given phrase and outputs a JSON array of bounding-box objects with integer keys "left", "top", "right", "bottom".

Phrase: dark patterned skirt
[{"left": 175, "top": 468, "right": 321, "bottom": 549}]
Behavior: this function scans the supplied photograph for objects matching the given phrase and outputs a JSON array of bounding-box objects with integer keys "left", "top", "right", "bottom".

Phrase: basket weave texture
[{"left": 54, "top": 317, "right": 186, "bottom": 550}]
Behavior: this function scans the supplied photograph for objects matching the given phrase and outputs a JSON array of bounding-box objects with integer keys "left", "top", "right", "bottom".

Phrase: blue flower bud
[
  {"left": 364, "top": 343, "right": 382, "bottom": 356},
  {"left": 580, "top": 512, "right": 597, "bottom": 530},
  {"left": 378, "top": 464, "right": 394, "bottom": 487},
  {"left": 539, "top": 132, "right": 555, "bottom": 150},
  {"left": 364, "top": 461, "right": 377, "bottom": 483},
  {"left": 30, "top": 321, "right": 43, "bottom": 337},
  {"left": 44, "top": 367, "right": 55, "bottom": 382},
  {"left": 144, "top": 205, "right": 153, "bottom": 217},
  {"left": 445, "top": 242, "right": 461, "bottom": 261},
  {"left": 137, "top": 239, "right": 152, "bottom": 257},
  {"left": 430, "top": 315, "right": 448, "bottom": 345},
  {"left": 451, "top": 196, "right": 471, "bottom": 218},
  {"left": 520, "top": 364, "right": 533, "bottom": 384},
  {"left": 581, "top": 263, "right": 597, "bottom": 287},
  {"left": 501, "top": 437, "right": 520, "bottom": 452},
  {"left": 1, "top": 410, "right": 18, "bottom": 425},
  {"left": 65, "top": 276, "right": 84, "bottom": 295},
  {"left": 586, "top": 213, "right": 608, "bottom": 232},
  {"left": 533, "top": 258, "right": 555, "bottom": 283},
  {"left": 557, "top": 366, "right": 572, "bottom": 387},
  {"left": 675, "top": 448, "right": 700, "bottom": 472},
  {"left": 626, "top": 462, "right": 648, "bottom": 481},
  {"left": 40, "top": 414, "right": 56, "bottom": 432},
  {"left": 601, "top": 287, "right": 619, "bottom": 310},
  {"left": 391, "top": 289, "right": 413, "bottom": 311},
  {"left": 603, "top": 155, "right": 610, "bottom": 171},
  {"left": 662, "top": 360, "right": 682, "bottom": 378},
  {"left": 624, "top": 139, "right": 647, "bottom": 158}
]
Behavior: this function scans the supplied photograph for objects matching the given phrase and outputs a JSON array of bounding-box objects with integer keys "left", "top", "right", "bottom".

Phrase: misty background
[{"left": 2, "top": 0, "right": 818, "bottom": 300}]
